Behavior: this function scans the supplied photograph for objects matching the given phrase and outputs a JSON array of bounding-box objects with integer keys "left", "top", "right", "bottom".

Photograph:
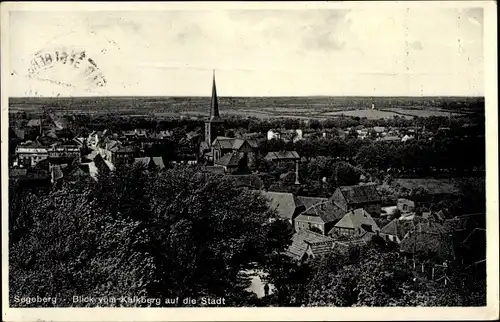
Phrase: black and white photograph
[{"left": 1, "top": 1, "right": 498, "bottom": 321}]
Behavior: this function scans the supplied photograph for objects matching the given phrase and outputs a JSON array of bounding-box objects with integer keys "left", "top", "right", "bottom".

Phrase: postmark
[{"left": 27, "top": 45, "right": 107, "bottom": 96}]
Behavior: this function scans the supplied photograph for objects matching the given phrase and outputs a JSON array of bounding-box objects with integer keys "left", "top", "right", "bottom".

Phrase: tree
[{"left": 9, "top": 167, "right": 289, "bottom": 307}]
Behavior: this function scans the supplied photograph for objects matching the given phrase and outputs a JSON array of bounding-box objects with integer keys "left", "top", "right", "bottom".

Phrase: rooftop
[{"left": 337, "top": 184, "right": 381, "bottom": 204}]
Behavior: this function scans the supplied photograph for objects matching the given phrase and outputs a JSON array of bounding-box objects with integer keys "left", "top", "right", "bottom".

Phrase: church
[{"left": 200, "top": 71, "right": 260, "bottom": 171}]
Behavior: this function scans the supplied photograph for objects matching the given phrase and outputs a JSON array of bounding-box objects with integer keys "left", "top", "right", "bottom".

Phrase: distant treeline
[
  {"left": 10, "top": 111, "right": 485, "bottom": 136},
  {"left": 9, "top": 95, "right": 485, "bottom": 114}
]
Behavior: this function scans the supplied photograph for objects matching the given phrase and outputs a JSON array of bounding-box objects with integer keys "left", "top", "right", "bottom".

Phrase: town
[{"left": 8, "top": 73, "right": 486, "bottom": 307}]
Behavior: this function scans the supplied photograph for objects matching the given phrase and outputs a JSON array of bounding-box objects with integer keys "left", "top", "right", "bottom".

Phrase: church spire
[{"left": 210, "top": 69, "right": 220, "bottom": 119}]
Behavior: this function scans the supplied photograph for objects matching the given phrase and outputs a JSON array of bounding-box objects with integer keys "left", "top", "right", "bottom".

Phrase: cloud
[
  {"left": 8, "top": 8, "right": 484, "bottom": 97},
  {"left": 298, "top": 11, "right": 348, "bottom": 51}
]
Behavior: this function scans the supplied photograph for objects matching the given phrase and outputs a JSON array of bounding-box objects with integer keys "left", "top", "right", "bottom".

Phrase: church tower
[{"left": 205, "top": 70, "right": 224, "bottom": 145}]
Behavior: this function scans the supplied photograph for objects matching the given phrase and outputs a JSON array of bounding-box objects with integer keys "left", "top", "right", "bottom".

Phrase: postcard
[{"left": 1, "top": 1, "right": 498, "bottom": 321}]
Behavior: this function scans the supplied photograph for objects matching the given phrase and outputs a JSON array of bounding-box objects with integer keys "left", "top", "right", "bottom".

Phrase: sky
[{"left": 8, "top": 5, "right": 485, "bottom": 97}]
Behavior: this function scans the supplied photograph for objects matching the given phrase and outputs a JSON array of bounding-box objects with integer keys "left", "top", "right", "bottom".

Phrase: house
[
  {"left": 397, "top": 198, "right": 415, "bottom": 213},
  {"left": 48, "top": 143, "right": 81, "bottom": 161},
  {"left": 356, "top": 129, "right": 368, "bottom": 139},
  {"left": 264, "top": 151, "right": 300, "bottom": 166},
  {"left": 262, "top": 191, "right": 305, "bottom": 225},
  {"left": 267, "top": 129, "right": 281, "bottom": 141},
  {"left": 328, "top": 208, "right": 380, "bottom": 240},
  {"left": 331, "top": 184, "right": 382, "bottom": 216},
  {"left": 401, "top": 134, "right": 414, "bottom": 142},
  {"left": 15, "top": 144, "right": 49, "bottom": 168},
  {"left": 297, "top": 196, "right": 329, "bottom": 210},
  {"left": 305, "top": 241, "right": 336, "bottom": 259},
  {"left": 111, "top": 145, "right": 139, "bottom": 165},
  {"left": 214, "top": 151, "right": 246, "bottom": 173},
  {"left": 211, "top": 136, "right": 260, "bottom": 168},
  {"left": 381, "top": 205, "right": 398, "bottom": 218},
  {"left": 91, "top": 154, "right": 115, "bottom": 178},
  {"left": 380, "top": 218, "right": 415, "bottom": 243},
  {"left": 10, "top": 168, "right": 51, "bottom": 188},
  {"left": 286, "top": 229, "right": 335, "bottom": 261},
  {"left": 294, "top": 200, "right": 346, "bottom": 235},
  {"left": 87, "top": 130, "right": 109, "bottom": 149},
  {"left": 399, "top": 222, "right": 455, "bottom": 260},
  {"left": 294, "top": 129, "right": 303, "bottom": 142},
  {"left": 66, "top": 164, "right": 93, "bottom": 183},
  {"left": 373, "top": 126, "right": 386, "bottom": 134}
]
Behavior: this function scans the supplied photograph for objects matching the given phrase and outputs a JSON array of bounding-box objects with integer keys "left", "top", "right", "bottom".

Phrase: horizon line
[{"left": 9, "top": 95, "right": 486, "bottom": 99}]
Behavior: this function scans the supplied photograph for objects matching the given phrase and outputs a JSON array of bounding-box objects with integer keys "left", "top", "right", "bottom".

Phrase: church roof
[{"left": 209, "top": 70, "right": 220, "bottom": 119}]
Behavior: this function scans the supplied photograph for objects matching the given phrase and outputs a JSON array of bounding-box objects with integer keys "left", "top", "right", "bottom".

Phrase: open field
[
  {"left": 9, "top": 96, "right": 484, "bottom": 119},
  {"left": 393, "top": 177, "right": 485, "bottom": 195},
  {"left": 322, "top": 109, "right": 411, "bottom": 119}
]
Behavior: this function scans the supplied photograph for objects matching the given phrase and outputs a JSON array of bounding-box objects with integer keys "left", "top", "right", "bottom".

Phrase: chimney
[{"left": 294, "top": 160, "right": 300, "bottom": 185}]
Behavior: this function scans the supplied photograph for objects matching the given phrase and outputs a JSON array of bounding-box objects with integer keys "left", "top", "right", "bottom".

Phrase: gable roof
[
  {"left": 381, "top": 219, "right": 413, "bottom": 240},
  {"left": 295, "top": 213, "right": 325, "bottom": 224},
  {"left": 215, "top": 151, "right": 244, "bottom": 167},
  {"left": 213, "top": 136, "right": 235, "bottom": 149},
  {"left": 69, "top": 164, "right": 90, "bottom": 177},
  {"left": 232, "top": 139, "right": 246, "bottom": 150},
  {"left": 299, "top": 201, "right": 346, "bottom": 224},
  {"left": 297, "top": 196, "right": 329, "bottom": 210},
  {"left": 337, "top": 184, "right": 381, "bottom": 204},
  {"left": 308, "top": 240, "right": 336, "bottom": 257},
  {"left": 286, "top": 229, "right": 334, "bottom": 260},
  {"left": 332, "top": 208, "right": 380, "bottom": 232},
  {"left": 265, "top": 151, "right": 300, "bottom": 161},
  {"left": 262, "top": 191, "right": 304, "bottom": 221},
  {"left": 212, "top": 137, "right": 258, "bottom": 151},
  {"left": 246, "top": 139, "right": 259, "bottom": 149}
]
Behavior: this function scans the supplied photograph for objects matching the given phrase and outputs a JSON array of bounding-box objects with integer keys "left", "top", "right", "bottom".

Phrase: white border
[{"left": 1, "top": 1, "right": 498, "bottom": 321}]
